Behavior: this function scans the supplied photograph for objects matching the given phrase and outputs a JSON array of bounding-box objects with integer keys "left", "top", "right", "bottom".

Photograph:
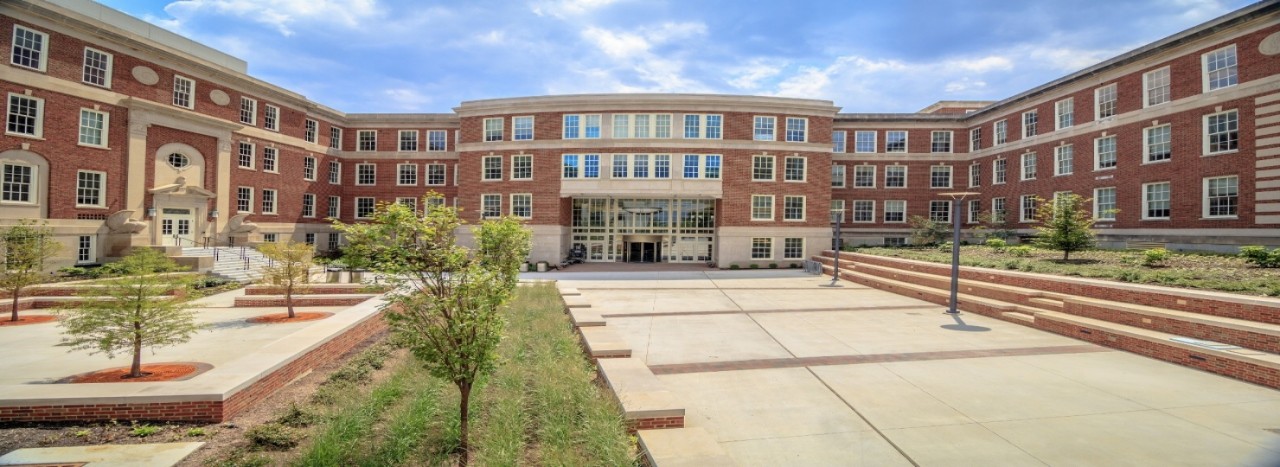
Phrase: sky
[{"left": 98, "top": 0, "right": 1257, "bottom": 114}]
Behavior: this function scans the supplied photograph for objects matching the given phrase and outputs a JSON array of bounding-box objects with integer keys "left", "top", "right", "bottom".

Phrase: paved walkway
[{"left": 558, "top": 270, "right": 1280, "bottom": 466}]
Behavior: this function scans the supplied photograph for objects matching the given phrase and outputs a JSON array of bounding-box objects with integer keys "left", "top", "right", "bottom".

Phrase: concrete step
[
  {"left": 1002, "top": 311, "right": 1036, "bottom": 324},
  {"left": 563, "top": 295, "right": 592, "bottom": 309},
  {"left": 638, "top": 427, "right": 735, "bottom": 467},
  {"left": 579, "top": 327, "right": 631, "bottom": 359},
  {"left": 1028, "top": 297, "right": 1065, "bottom": 311},
  {"left": 597, "top": 357, "right": 684, "bottom": 432},
  {"left": 1061, "top": 296, "right": 1280, "bottom": 354},
  {"left": 569, "top": 308, "right": 605, "bottom": 327}
]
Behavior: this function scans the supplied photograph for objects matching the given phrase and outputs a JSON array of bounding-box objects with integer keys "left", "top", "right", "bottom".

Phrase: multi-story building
[{"left": 2, "top": 0, "right": 1278, "bottom": 270}]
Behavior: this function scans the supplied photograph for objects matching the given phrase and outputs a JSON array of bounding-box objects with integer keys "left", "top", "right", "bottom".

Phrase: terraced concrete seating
[
  {"left": 854, "top": 261, "right": 1069, "bottom": 310},
  {"left": 233, "top": 294, "right": 377, "bottom": 307},
  {"left": 597, "top": 357, "right": 684, "bottom": 431},
  {"left": 1062, "top": 296, "right": 1280, "bottom": 354},
  {"left": 638, "top": 427, "right": 735, "bottom": 467},
  {"left": 579, "top": 326, "right": 631, "bottom": 358},
  {"left": 569, "top": 308, "right": 605, "bottom": 327},
  {"left": 562, "top": 295, "right": 592, "bottom": 309}
]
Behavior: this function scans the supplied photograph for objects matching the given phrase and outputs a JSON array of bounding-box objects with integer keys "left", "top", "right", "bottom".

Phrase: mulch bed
[
  {"left": 246, "top": 312, "right": 333, "bottom": 324},
  {"left": 61, "top": 362, "right": 211, "bottom": 383},
  {"left": 0, "top": 315, "right": 58, "bottom": 327}
]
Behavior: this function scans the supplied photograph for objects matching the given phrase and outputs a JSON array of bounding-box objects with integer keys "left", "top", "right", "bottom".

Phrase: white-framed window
[
  {"left": 237, "top": 142, "right": 255, "bottom": 169},
  {"left": 1020, "top": 195, "right": 1037, "bottom": 222},
  {"left": 261, "top": 188, "right": 277, "bottom": 214},
  {"left": 82, "top": 47, "right": 112, "bottom": 88},
  {"left": 563, "top": 114, "right": 581, "bottom": 139},
  {"left": 563, "top": 114, "right": 602, "bottom": 139},
  {"left": 1054, "top": 145, "right": 1073, "bottom": 176},
  {"left": 399, "top": 130, "right": 418, "bottom": 151},
  {"left": 511, "top": 193, "right": 532, "bottom": 218},
  {"left": 1055, "top": 98, "right": 1073, "bottom": 130},
  {"left": 236, "top": 186, "right": 253, "bottom": 213},
  {"left": 263, "top": 233, "right": 278, "bottom": 243},
  {"left": 754, "top": 116, "right": 776, "bottom": 141},
  {"left": 752, "top": 155, "right": 775, "bottom": 181},
  {"left": 172, "top": 75, "right": 194, "bottom": 109},
  {"left": 751, "top": 194, "right": 774, "bottom": 221},
  {"left": 1202, "top": 44, "right": 1237, "bottom": 92},
  {"left": 482, "top": 155, "right": 502, "bottom": 180},
  {"left": 484, "top": 118, "right": 503, "bottom": 142},
  {"left": 884, "top": 200, "right": 906, "bottom": 223},
  {"left": 302, "top": 157, "right": 316, "bottom": 181},
  {"left": 682, "top": 114, "right": 723, "bottom": 139},
  {"left": 397, "top": 163, "right": 417, "bottom": 186},
  {"left": 1205, "top": 110, "right": 1238, "bottom": 155},
  {"left": 969, "top": 164, "right": 980, "bottom": 188},
  {"left": 1143, "top": 182, "right": 1171, "bottom": 220},
  {"left": 1095, "top": 136, "right": 1117, "bottom": 170},
  {"left": 304, "top": 233, "right": 315, "bottom": 246},
  {"left": 561, "top": 154, "right": 600, "bottom": 179},
  {"left": 750, "top": 237, "right": 772, "bottom": 260},
  {"left": 356, "top": 197, "right": 376, "bottom": 219},
  {"left": 357, "top": 130, "right": 377, "bottom": 151},
  {"left": 1204, "top": 175, "right": 1238, "bottom": 218},
  {"left": 326, "top": 232, "right": 340, "bottom": 250},
  {"left": 329, "top": 127, "right": 342, "bottom": 150},
  {"left": 262, "top": 147, "right": 278, "bottom": 173},
  {"left": 78, "top": 108, "right": 108, "bottom": 148},
  {"left": 1143, "top": 67, "right": 1171, "bottom": 107},
  {"left": 992, "top": 197, "right": 1007, "bottom": 223},
  {"left": 562, "top": 154, "right": 580, "bottom": 179},
  {"left": 1095, "top": 84, "right": 1117, "bottom": 120},
  {"left": 11, "top": 25, "right": 49, "bottom": 71},
  {"left": 785, "top": 117, "right": 807, "bottom": 142},
  {"left": 304, "top": 119, "right": 317, "bottom": 143},
  {"left": 885, "top": 165, "right": 906, "bottom": 188},
  {"left": 481, "top": 194, "right": 501, "bottom": 219},
  {"left": 76, "top": 235, "right": 96, "bottom": 264},
  {"left": 967, "top": 199, "right": 981, "bottom": 224},
  {"left": 831, "top": 164, "right": 846, "bottom": 188},
  {"left": 682, "top": 154, "right": 721, "bottom": 179},
  {"left": 1144, "top": 124, "right": 1171, "bottom": 163},
  {"left": 854, "top": 131, "right": 876, "bottom": 153},
  {"left": 1022, "top": 110, "right": 1038, "bottom": 138},
  {"left": 328, "top": 160, "right": 341, "bottom": 184},
  {"left": 586, "top": 114, "right": 604, "bottom": 138},
  {"left": 886, "top": 131, "right": 907, "bottom": 152},
  {"left": 1094, "top": 187, "right": 1116, "bottom": 221},
  {"left": 784, "top": 156, "right": 806, "bottom": 182},
  {"left": 6, "top": 93, "right": 43, "bottom": 137},
  {"left": 356, "top": 163, "right": 376, "bottom": 185},
  {"left": 327, "top": 196, "right": 340, "bottom": 218},
  {"left": 426, "top": 164, "right": 446, "bottom": 185},
  {"left": 75, "top": 170, "right": 105, "bottom": 207},
  {"left": 1021, "top": 153, "right": 1037, "bottom": 181},
  {"left": 512, "top": 154, "right": 532, "bottom": 180},
  {"left": 994, "top": 120, "right": 1008, "bottom": 145},
  {"left": 929, "top": 200, "right": 950, "bottom": 222},
  {"left": 930, "top": 131, "right": 952, "bottom": 153},
  {"left": 263, "top": 104, "right": 279, "bottom": 131},
  {"left": 783, "top": 238, "right": 805, "bottom": 260},
  {"left": 970, "top": 128, "right": 982, "bottom": 151},
  {"left": 852, "top": 200, "right": 875, "bottom": 223},
  {"left": 832, "top": 130, "right": 846, "bottom": 153},
  {"left": 993, "top": 159, "right": 1007, "bottom": 184},
  {"left": 612, "top": 114, "right": 629, "bottom": 138},
  {"left": 930, "top": 165, "right": 952, "bottom": 189},
  {"left": 783, "top": 196, "right": 806, "bottom": 221},
  {"left": 609, "top": 114, "right": 666, "bottom": 138},
  {"left": 427, "top": 130, "right": 447, "bottom": 151},
  {"left": 853, "top": 165, "right": 876, "bottom": 188},
  {"left": 513, "top": 116, "right": 534, "bottom": 141},
  {"left": 830, "top": 199, "right": 845, "bottom": 223},
  {"left": 302, "top": 193, "right": 316, "bottom": 218}
]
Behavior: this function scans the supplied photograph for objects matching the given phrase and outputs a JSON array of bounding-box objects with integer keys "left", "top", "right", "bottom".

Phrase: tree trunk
[
  {"left": 1063, "top": 250, "right": 1070, "bottom": 261},
  {"left": 285, "top": 283, "right": 295, "bottom": 319},
  {"left": 130, "top": 330, "right": 143, "bottom": 378},
  {"left": 458, "top": 382, "right": 471, "bottom": 466},
  {"left": 9, "top": 290, "right": 19, "bottom": 322}
]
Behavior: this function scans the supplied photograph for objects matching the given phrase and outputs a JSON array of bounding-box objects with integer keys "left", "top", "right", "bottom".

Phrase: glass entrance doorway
[
  {"left": 626, "top": 241, "right": 659, "bottom": 262},
  {"left": 160, "top": 208, "right": 195, "bottom": 246},
  {"left": 571, "top": 198, "right": 715, "bottom": 263}
]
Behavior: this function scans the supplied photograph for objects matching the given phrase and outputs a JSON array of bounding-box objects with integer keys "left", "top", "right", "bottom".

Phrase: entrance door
[
  {"left": 627, "top": 242, "right": 658, "bottom": 262},
  {"left": 160, "top": 208, "right": 196, "bottom": 246}
]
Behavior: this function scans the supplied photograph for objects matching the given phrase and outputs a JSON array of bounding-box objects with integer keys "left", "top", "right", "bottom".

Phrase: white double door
[{"left": 160, "top": 208, "right": 196, "bottom": 247}]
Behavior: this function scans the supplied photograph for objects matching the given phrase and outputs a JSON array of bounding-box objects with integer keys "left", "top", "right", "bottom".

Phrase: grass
[{"left": 852, "top": 245, "right": 1280, "bottom": 296}]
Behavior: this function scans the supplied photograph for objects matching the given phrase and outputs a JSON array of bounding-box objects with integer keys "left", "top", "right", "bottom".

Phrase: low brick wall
[
  {"left": 632, "top": 416, "right": 685, "bottom": 431},
  {"left": 243, "top": 284, "right": 389, "bottom": 296},
  {"left": 233, "top": 295, "right": 375, "bottom": 307},
  {"left": 1064, "top": 300, "right": 1280, "bottom": 354}
]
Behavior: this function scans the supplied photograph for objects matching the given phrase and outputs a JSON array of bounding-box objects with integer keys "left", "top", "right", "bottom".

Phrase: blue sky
[{"left": 99, "top": 0, "right": 1254, "bottom": 114}]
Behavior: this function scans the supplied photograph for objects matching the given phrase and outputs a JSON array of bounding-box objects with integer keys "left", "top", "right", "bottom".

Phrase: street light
[
  {"left": 821, "top": 207, "right": 844, "bottom": 288},
  {"left": 940, "top": 192, "right": 980, "bottom": 314}
]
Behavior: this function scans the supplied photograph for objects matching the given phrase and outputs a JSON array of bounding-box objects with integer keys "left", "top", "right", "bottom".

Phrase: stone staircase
[
  {"left": 813, "top": 250, "right": 1280, "bottom": 391},
  {"left": 181, "top": 246, "right": 272, "bottom": 283}
]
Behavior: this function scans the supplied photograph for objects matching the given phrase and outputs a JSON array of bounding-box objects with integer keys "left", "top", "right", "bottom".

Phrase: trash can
[
  {"left": 349, "top": 269, "right": 366, "bottom": 283},
  {"left": 326, "top": 267, "right": 343, "bottom": 283}
]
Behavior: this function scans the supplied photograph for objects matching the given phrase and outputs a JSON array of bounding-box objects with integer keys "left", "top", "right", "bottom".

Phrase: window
[
  {"left": 706, "top": 115, "right": 723, "bottom": 139},
  {"left": 262, "top": 147, "right": 278, "bottom": 173},
  {"left": 562, "top": 155, "right": 580, "bottom": 179},
  {"left": 302, "top": 193, "right": 316, "bottom": 218},
  {"left": 783, "top": 238, "right": 804, "bottom": 260},
  {"left": 238, "top": 142, "right": 254, "bottom": 169},
  {"left": 994, "top": 159, "right": 1007, "bottom": 184},
  {"left": 633, "top": 154, "right": 649, "bottom": 178},
  {"left": 76, "top": 235, "right": 95, "bottom": 264},
  {"left": 1054, "top": 145, "right": 1073, "bottom": 176},
  {"left": 884, "top": 200, "right": 906, "bottom": 223},
  {"left": 426, "top": 164, "right": 446, "bottom": 185},
  {"left": 1095, "top": 136, "right": 1117, "bottom": 170},
  {"left": 682, "top": 114, "right": 722, "bottom": 139},
  {"left": 785, "top": 117, "right": 807, "bottom": 142},
  {"left": 931, "top": 131, "right": 952, "bottom": 153},
  {"left": 885, "top": 166, "right": 906, "bottom": 188},
  {"left": 1094, "top": 187, "right": 1116, "bottom": 221},
  {"left": 652, "top": 114, "right": 668, "bottom": 138},
  {"left": 263, "top": 233, "right": 278, "bottom": 243},
  {"left": 1143, "top": 182, "right": 1171, "bottom": 219},
  {"left": 886, "top": 131, "right": 907, "bottom": 152},
  {"left": 831, "top": 199, "right": 845, "bottom": 223},
  {"left": 752, "top": 156, "right": 775, "bottom": 181},
  {"left": 967, "top": 199, "right": 981, "bottom": 224},
  {"left": 82, "top": 47, "right": 112, "bottom": 87},
  {"left": 397, "top": 163, "right": 417, "bottom": 185},
  {"left": 304, "top": 233, "right": 315, "bottom": 245},
  {"left": 1143, "top": 67, "right": 1171, "bottom": 107},
  {"left": 482, "top": 156, "right": 502, "bottom": 180},
  {"left": 850, "top": 165, "right": 876, "bottom": 188},
  {"left": 327, "top": 196, "right": 340, "bottom": 218},
  {"left": 263, "top": 105, "right": 279, "bottom": 131},
  {"left": 970, "top": 128, "right": 982, "bottom": 151},
  {"left": 832, "top": 130, "right": 846, "bottom": 153},
  {"left": 995, "top": 120, "right": 1008, "bottom": 145},
  {"left": 992, "top": 197, "right": 1007, "bottom": 223},
  {"left": 511, "top": 193, "right": 532, "bottom": 218},
  {"left": 1021, "top": 153, "right": 1036, "bottom": 180},
  {"left": 930, "top": 165, "right": 952, "bottom": 188},
  {"left": 11, "top": 25, "right": 49, "bottom": 71},
  {"left": 1144, "top": 124, "right": 1171, "bottom": 162},
  {"left": 330, "top": 127, "right": 342, "bottom": 150},
  {"left": 357, "top": 130, "right": 377, "bottom": 151},
  {"left": 512, "top": 154, "right": 532, "bottom": 180},
  {"left": 1203, "top": 45, "right": 1237, "bottom": 92},
  {"left": 884, "top": 237, "right": 907, "bottom": 247},
  {"left": 356, "top": 163, "right": 376, "bottom": 185},
  {"left": 704, "top": 155, "right": 721, "bottom": 179},
  {"left": 1022, "top": 110, "right": 1038, "bottom": 138},
  {"left": 1055, "top": 98, "right": 1073, "bottom": 130},
  {"left": 484, "top": 118, "right": 503, "bottom": 141},
  {"left": 1205, "top": 110, "right": 1238, "bottom": 155},
  {"left": 584, "top": 115, "right": 603, "bottom": 138},
  {"left": 356, "top": 197, "right": 376, "bottom": 219},
  {"left": 78, "top": 108, "right": 108, "bottom": 147},
  {"left": 929, "top": 200, "right": 950, "bottom": 222},
  {"left": 754, "top": 116, "right": 776, "bottom": 141},
  {"left": 302, "top": 157, "right": 316, "bottom": 181},
  {"left": 784, "top": 156, "right": 806, "bottom": 182},
  {"left": 1095, "top": 84, "right": 1117, "bottom": 120},
  {"left": 399, "top": 130, "right": 418, "bottom": 151},
  {"left": 563, "top": 115, "right": 581, "bottom": 139},
  {"left": 236, "top": 187, "right": 252, "bottom": 213},
  {"left": 1204, "top": 176, "right": 1238, "bottom": 218},
  {"left": 783, "top": 196, "right": 805, "bottom": 221},
  {"left": 584, "top": 154, "right": 600, "bottom": 178},
  {"left": 831, "top": 165, "right": 846, "bottom": 188},
  {"left": 969, "top": 164, "right": 980, "bottom": 188},
  {"left": 855, "top": 131, "right": 876, "bottom": 153},
  {"left": 327, "top": 232, "right": 340, "bottom": 250},
  {"left": 1020, "top": 195, "right": 1037, "bottom": 222},
  {"left": 75, "top": 170, "right": 104, "bottom": 207},
  {"left": 6, "top": 93, "right": 43, "bottom": 137},
  {"left": 304, "top": 119, "right": 317, "bottom": 143},
  {"left": 683, "top": 154, "right": 720, "bottom": 179},
  {"left": 427, "top": 129, "right": 448, "bottom": 150},
  {"left": 751, "top": 238, "right": 772, "bottom": 260},
  {"left": 751, "top": 195, "right": 773, "bottom": 221},
  {"left": 853, "top": 200, "right": 875, "bottom": 223},
  {"left": 261, "top": 189, "right": 277, "bottom": 214},
  {"left": 612, "top": 154, "right": 629, "bottom": 179},
  {"left": 612, "top": 115, "right": 629, "bottom": 138},
  {"left": 172, "top": 75, "right": 194, "bottom": 109},
  {"left": 328, "top": 161, "right": 341, "bottom": 184},
  {"left": 513, "top": 116, "right": 534, "bottom": 141},
  {"left": 481, "top": 194, "right": 501, "bottom": 218}
]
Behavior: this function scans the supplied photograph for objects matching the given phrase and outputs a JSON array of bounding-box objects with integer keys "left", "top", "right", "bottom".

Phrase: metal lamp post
[
  {"left": 941, "top": 192, "right": 980, "bottom": 314},
  {"left": 821, "top": 210, "right": 844, "bottom": 287}
]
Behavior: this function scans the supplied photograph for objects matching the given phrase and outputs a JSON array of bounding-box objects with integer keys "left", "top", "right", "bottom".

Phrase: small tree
[
  {"left": 332, "top": 196, "right": 530, "bottom": 466},
  {"left": 58, "top": 248, "right": 203, "bottom": 378},
  {"left": 1033, "top": 193, "right": 1097, "bottom": 261},
  {"left": 908, "top": 215, "right": 950, "bottom": 245},
  {"left": 0, "top": 221, "right": 63, "bottom": 322},
  {"left": 258, "top": 241, "right": 314, "bottom": 318}
]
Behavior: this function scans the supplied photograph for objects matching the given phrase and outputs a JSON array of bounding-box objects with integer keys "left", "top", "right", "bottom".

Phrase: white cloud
[
  {"left": 944, "top": 78, "right": 987, "bottom": 93},
  {"left": 160, "top": 0, "right": 381, "bottom": 36},
  {"left": 530, "top": 0, "right": 623, "bottom": 18},
  {"left": 557, "top": 21, "right": 711, "bottom": 94},
  {"left": 382, "top": 87, "right": 433, "bottom": 111},
  {"left": 727, "top": 58, "right": 786, "bottom": 89}
]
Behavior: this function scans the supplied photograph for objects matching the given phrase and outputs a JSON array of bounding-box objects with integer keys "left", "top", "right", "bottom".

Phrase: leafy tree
[
  {"left": 332, "top": 195, "right": 531, "bottom": 466},
  {"left": 258, "top": 241, "right": 315, "bottom": 318},
  {"left": 1033, "top": 193, "right": 1097, "bottom": 261},
  {"left": 0, "top": 221, "right": 63, "bottom": 322},
  {"left": 908, "top": 215, "right": 950, "bottom": 245},
  {"left": 57, "top": 248, "right": 203, "bottom": 378}
]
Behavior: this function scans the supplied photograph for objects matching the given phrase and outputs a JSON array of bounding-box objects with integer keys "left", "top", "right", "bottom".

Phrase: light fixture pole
[
  {"left": 941, "top": 192, "right": 980, "bottom": 314},
  {"left": 821, "top": 211, "right": 843, "bottom": 287}
]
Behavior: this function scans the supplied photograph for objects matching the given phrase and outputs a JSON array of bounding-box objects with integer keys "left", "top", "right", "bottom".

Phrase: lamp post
[
  {"left": 940, "top": 192, "right": 980, "bottom": 314},
  {"left": 821, "top": 209, "right": 843, "bottom": 287}
]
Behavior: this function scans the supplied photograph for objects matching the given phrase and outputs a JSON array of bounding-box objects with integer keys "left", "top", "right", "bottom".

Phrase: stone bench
[
  {"left": 597, "top": 358, "right": 684, "bottom": 432},
  {"left": 638, "top": 427, "right": 735, "bottom": 466}
]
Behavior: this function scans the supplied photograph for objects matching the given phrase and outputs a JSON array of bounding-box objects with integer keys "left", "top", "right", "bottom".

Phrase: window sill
[
  {"left": 4, "top": 132, "right": 43, "bottom": 140},
  {"left": 1201, "top": 216, "right": 1239, "bottom": 220},
  {"left": 853, "top": 186, "right": 877, "bottom": 189},
  {"left": 510, "top": 178, "right": 533, "bottom": 182},
  {"left": 1094, "top": 166, "right": 1116, "bottom": 172},
  {"left": 264, "top": 170, "right": 279, "bottom": 174},
  {"left": 1140, "top": 218, "right": 1171, "bottom": 222},
  {"left": 1054, "top": 173, "right": 1073, "bottom": 177},
  {"left": 76, "top": 143, "right": 111, "bottom": 150},
  {"left": 1142, "top": 159, "right": 1171, "bottom": 165},
  {"left": 75, "top": 205, "right": 108, "bottom": 210},
  {"left": 1203, "top": 150, "right": 1238, "bottom": 157},
  {"left": 238, "top": 167, "right": 256, "bottom": 171},
  {"left": 751, "top": 219, "right": 775, "bottom": 222}
]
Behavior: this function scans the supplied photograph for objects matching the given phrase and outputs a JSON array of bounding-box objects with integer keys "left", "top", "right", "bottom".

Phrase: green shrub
[
  {"left": 186, "top": 428, "right": 207, "bottom": 437},
  {"left": 1142, "top": 248, "right": 1170, "bottom": 267},
  {"left": 58, "top": 266, "right": 88, "bottom": 277},
  {"left": 1003, "top": 260, "right": 1021, "bottom": 270},
  {"left": 129, "top": 423, "right": 160, "bottom": 438},
  {"left": 276, "top": 403, "right": 320, "bottom": 428},
  {"left": 1239, "top": 245, "right": 1280, "bottom": 268},
  {"left": 984, "top": 238, "right": 1007, "bottom": 250},
  {"left": 728, "top": 264, "right": 739, "bottom": 270},
  {"left": 789, "top": 263, "right": 799, "bottom": 269},
  {"left": 1116, "top": 271, "right": 1141, "bottom": 282},
  {"left": 768, "top": 263, "right": 778, "bottom": 269},
  {"left": 245, "top": 423, "right": 299, "bottom": 450},
  {"left": 1008, "top": 246, "right": 1033, "bottom": 257}
]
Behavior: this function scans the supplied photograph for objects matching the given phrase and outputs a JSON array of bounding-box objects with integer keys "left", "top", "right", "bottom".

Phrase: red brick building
[{"left": 2, "top": 0, "right": 1278, "bottom": 268}]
